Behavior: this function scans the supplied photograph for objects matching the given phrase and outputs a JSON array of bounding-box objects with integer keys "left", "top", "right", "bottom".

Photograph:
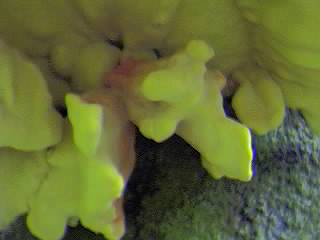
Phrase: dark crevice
[
  {"left": 251, "top": 136, "right": 257, "bottom": 177},
  {"left": 123, "top": 130, "right": 161, "bottom": 239},
  {"left": 107, "top": 38, "right": 124, "bottom": 50},
  {"left": 55, "top": 105, "right": 68, "bottom": 118},
  {"left": 223, "top": 95, "right": 239, "bottom": 121},
  {"left": 152, "top": 49, "right": 161, "bottom": 59}
]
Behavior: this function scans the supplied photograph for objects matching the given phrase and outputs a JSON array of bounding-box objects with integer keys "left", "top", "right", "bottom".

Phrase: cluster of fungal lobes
[{"left": 0, "top": 1, "right": 319, "bottom": 240}]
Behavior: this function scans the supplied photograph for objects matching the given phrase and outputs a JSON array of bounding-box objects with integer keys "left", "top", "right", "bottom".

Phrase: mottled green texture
[{"left": 125, "top": 110, "right": 320, "bottom": 240}]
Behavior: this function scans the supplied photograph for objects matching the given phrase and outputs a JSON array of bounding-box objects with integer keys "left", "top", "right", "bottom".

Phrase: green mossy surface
[{"left": 126, "top": 109, "right": 320, "bottom": 240}]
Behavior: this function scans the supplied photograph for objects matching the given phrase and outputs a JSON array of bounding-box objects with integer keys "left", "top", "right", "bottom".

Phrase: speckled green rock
[{"left": 125, "top": 109, "right": 320, "bottom": 240}]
